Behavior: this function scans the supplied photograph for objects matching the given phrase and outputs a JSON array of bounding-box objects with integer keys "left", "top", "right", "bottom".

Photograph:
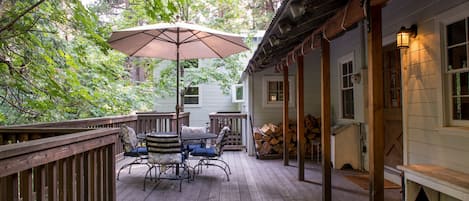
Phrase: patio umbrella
[{"left": 107, "top": 21, "right": 249, "bottom": 136}]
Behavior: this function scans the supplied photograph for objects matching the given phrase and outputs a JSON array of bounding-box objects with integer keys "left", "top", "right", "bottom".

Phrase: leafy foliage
[{"left": 0, "top": 0, "right": 278, "bottom": 125}]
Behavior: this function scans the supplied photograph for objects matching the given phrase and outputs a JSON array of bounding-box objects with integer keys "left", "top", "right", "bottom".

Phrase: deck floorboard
[{"left": 116, "top": 151, "right": 401, "bottom": 201}]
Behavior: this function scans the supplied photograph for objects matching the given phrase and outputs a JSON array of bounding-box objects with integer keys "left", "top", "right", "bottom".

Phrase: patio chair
[
  {"left": 181, "top": 125, "right": 208, "bottom": 151},
  {"left": 117, "top": 125, "right": 149, "bottom": 180},
  {"left": 190, "top": 126, "right": 231, "bottom": 181},
  {"left": 144, "top": 134, "right": 191, "bottom": 192}
]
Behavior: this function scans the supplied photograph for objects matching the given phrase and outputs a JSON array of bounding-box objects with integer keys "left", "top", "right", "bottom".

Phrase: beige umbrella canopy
[{"left": 108, "top": 21, "right": 249, "bottom": 135}]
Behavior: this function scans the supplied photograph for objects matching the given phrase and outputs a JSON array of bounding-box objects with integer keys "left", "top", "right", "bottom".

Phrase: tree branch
[{"left": 0, "top": 0, "right": 46, "bottom": 35}]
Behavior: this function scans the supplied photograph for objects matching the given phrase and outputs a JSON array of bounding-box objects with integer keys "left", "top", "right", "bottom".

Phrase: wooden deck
[{"left": 116, "top": 151, "right": 401, "bottom": 201}]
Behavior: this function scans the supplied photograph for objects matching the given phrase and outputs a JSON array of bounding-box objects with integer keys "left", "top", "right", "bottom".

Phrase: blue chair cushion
[
  {"left": 187, "top": 144, "right": 204, "bottom": 152},
  {"left": 191, "top": 147, "right": 217, "bottom": 157},
  {"left": 124, "top": 146, "right": 148, "bottom": 157}
]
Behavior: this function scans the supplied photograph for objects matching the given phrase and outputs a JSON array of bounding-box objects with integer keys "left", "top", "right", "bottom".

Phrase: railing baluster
[
  {"left": 67, "top": 157, "right": 76, "bottom": 201},
  {"left": 20, "top": 169, "right": 33, "bottom": 201},
  {"left": 35, "top": 165, "right": 47, "bottom": 201},
  {"left": 103, "top": 147, "right": 109, "bottom": 201},
  {"left": 48, "top": 162, "right": 58, "bottom": 201},
  {"left": 76, "top": 154, "right": 84, "bottom": 201},
  {"left": 97, "top": 148, "right": 104, "bottom": 201},
  {"left": 59, "top": 159, "right": 67, "bottom": 201},
  {"left": 108, "top": 144, "right": 116, "bottom": 201},
  {"left": 91, "top": 150, "right": 97, "bottom": 201}
]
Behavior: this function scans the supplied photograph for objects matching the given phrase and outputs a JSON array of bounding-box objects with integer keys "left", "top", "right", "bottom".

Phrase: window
[
  {"left": 231, "top": 84, "right": 244, "bottom": 103},
  {"left": 339, "top": 54, "right": 355, "bottom": 119},
  {"left": 268, "top": 81, "right": 283, "bottom": 102},
  {"left": 262, "top": 76, "right": 294, "bottom": 107},
  {"left": 445, "top": 18, "right": 469, "bottom": 123},
  {"left": 184, "top": 86, "right": 199, "bottom": 105}
]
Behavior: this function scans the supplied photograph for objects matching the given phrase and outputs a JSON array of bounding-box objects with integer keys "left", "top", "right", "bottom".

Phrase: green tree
[{"left": 0, "top": 0, "right": 172, "bottom": 125}]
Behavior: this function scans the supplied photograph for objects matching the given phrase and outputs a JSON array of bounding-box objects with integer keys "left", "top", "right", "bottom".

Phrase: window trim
[
  {"left": 442, "top": 15, "right": 469, "bottom": 126},
  {"left": 231, "top": 84, "right": 244, "bottom": 103},
  {"left": 338, "top": 52, "right": 355, "bottom": 120},
  {"left": 262, "top": 76, "right": 295, "bottom": 108},
  {"left": 184, "top": 86, "right": 201, "bottom": 107}
]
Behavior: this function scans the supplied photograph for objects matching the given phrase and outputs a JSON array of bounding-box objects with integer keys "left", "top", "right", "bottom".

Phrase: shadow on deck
[{"left": 116, "top": 151, "right": 401, "bottom": 201}]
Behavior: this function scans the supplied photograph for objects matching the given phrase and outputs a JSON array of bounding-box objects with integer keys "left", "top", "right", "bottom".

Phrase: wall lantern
[{"left": 396, "top": 24, "right": 417, "bottom": 49}]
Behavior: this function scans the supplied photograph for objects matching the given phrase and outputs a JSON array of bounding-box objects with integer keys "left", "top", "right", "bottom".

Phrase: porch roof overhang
[{"left": 244, "top": 0, "right": 388, "bottom": 74}]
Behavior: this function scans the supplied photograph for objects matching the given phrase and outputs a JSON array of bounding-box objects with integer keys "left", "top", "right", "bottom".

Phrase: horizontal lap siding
[{"left": 402, "top": 15, "right": 469, "bottom": 174}]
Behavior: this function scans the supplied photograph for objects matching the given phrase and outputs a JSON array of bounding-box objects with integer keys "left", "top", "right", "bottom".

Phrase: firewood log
[
  {"left": 272, "top": 144, "right": 283, "bottom": 154},
  {"left": 259, "top": 142, "right": 271, "bottom": 155},
  {"left": 270, "top": 137, "right": 280, "bottom": 145},
  {"left": 254, "top": 132, "right": 263, "bottom": 140}
]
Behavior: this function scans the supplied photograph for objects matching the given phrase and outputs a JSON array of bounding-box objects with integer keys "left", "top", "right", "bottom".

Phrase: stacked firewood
[{"left": 253, "top": 114, "right": 321, "bottom": 159}]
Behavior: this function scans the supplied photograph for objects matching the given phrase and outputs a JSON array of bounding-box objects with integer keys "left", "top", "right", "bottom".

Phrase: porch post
[
  {"left": 321, "top": 38, "right": 332, "bottom": 201},
  {"left": 283, "top": 65, "right": 290, "bottom": 166},
  {"left": 367, "top": 4, "right": 384, "bottom": 201},
  {"left": 296, "top": 55, "right": 305, "bottom": 181}
]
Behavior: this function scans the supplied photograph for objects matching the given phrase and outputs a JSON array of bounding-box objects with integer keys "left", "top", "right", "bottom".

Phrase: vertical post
[
  {"left": 48, "top": 162, "right": 58, "bottom": 201},
  {"left": 321, "top": 38, "right": 332, "bottom": 201},
  {"left": 283, "top": 65, "right": 290, "bottom": 166},
  {"left": 176, "top": 27, "right": 181, "bottom": 137},
  {"left": 368, "top": 4, "right": 384, "bottom": 201},
  {"left": 109, "top": 144, "right": 116, "bottom": 201},
  {"left": 296, "top": 55, "right": 305, "bottom": 181}
]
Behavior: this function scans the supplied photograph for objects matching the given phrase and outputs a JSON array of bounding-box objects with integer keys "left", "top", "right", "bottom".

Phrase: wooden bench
[{"left": 398, "top": 164, "right": 469, "bottom": 200}]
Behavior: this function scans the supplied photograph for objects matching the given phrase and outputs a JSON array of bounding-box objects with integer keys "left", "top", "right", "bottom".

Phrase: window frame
[
  {"left": 183, "top": 86, "right": 201, "bottom": 107},
  {"left": 262, "top": 76, "right": 295, "bottom": 108},
  {"left": 338, "top": 52, "right": 355, "bottom": 120},
  {"left": 231, "top": 84, "right": 244, "bottom": 103},
  {"left": 443, "top": 16, "right": 469, "bottom": 126}
]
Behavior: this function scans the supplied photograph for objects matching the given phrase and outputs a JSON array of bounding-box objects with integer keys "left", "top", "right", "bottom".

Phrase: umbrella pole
[{"left": 176, "top": 28, "right": 180, "bottom": 138}]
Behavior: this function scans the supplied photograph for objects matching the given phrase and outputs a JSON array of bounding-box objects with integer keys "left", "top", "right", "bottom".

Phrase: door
[{"left": 382, "top": 43, "right": 403, "bottom": 168}]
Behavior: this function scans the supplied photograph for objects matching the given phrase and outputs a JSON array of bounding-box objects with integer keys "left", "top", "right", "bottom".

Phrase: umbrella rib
[
  {"left": 142, "top": 32, "right": 175, "bottom": 44},
  {"left": 183, "top": 32, "right": 249, "bottom": 52},
  {"left": 129, "top": 30, "right": 167, "bottom": 56},
  {"left": 108, "top": 31, "right": 142, "bottom": 43},
  {"left": 210, "top": 34, "right": 249, "bottom": 50},
  {"left": 158, "top": 30, "right": 178, "bottom": 44},
  {"left": 180, "top": 30, "right": 200, "bottom": 44},
  {"left": 128, "top": 30, "right": 174, "bottom": 56},
  {"left": 128, "top": 36, "right": 155, "bottom": 56},
  {"left": 189, "top": 30, "right": 224, "bottom": 58}
]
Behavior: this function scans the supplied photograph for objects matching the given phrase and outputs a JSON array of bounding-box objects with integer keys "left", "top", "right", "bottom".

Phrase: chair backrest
[
  {"left": 119, "top": 125, "right": 138, "bottom": 152},
  {"left": 181, "top": 126, "right": 206, "bottom": 134},
  {"left": 146, "top": 134, "right": 183, "bottom": 164},
  {"left": 215, "top": 126, "right": 230, "bottom": 155}
]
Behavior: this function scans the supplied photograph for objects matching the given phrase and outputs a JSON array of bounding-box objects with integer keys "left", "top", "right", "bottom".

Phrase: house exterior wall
[
  {"left": 249, "top": 50, "right": 322, "bottom": 128},
  {"left": 328, "top": 25, "right": 369, "bottom": 171},
  {"left": 383, "top": 0, "right": 469, "bottom": 174},
  {"left": 154, "top": 60, "right": 239, "bottom": 127},
  {"left": 380, "top": 0, "right": 469, "bottom": 199}
]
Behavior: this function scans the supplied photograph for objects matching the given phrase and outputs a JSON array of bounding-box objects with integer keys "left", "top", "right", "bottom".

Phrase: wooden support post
[
  {"left": 368, "top": 4, "right": 385, "bottom": 201},
  {"left": 321, "top": 38, "right": 332, "bottom": 201},
  {"left": 283, "top": 65, "right": 289, "bottom": 166},
  {"left": 296, "top": 55, "right": 305, "bottom": 181}
]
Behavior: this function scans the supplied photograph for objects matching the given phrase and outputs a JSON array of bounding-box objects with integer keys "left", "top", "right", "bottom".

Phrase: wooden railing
[
  {"left": 1, "top": 112, "right": 190, "bottom": 155},
  {"left": 0, "top": 128, "right": 118, "bottom": 201},
  {"left": 136, "top": 112, "right": 190, "bottom": 134},
  {"left": 209, "top": 112, "right": 247, "bottom": 150}
]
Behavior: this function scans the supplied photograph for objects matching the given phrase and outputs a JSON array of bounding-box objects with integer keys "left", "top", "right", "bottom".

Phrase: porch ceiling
[
  {"left": 245, "top": 0, "right": 389, "bottom": 74},
  {"left": 246, "top": 0, "right": 348, "bottom": 73}
]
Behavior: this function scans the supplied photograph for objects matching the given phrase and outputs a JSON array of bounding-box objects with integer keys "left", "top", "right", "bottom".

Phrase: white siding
[
  {"left": 155, "top": 83, "right": 238, "bottom": 127},
  {"left": 249, "top": 50, "right": 322, "bottom": 127},
  {"left": 388, "top": 0, "right": 469, "bottom": 174}
]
